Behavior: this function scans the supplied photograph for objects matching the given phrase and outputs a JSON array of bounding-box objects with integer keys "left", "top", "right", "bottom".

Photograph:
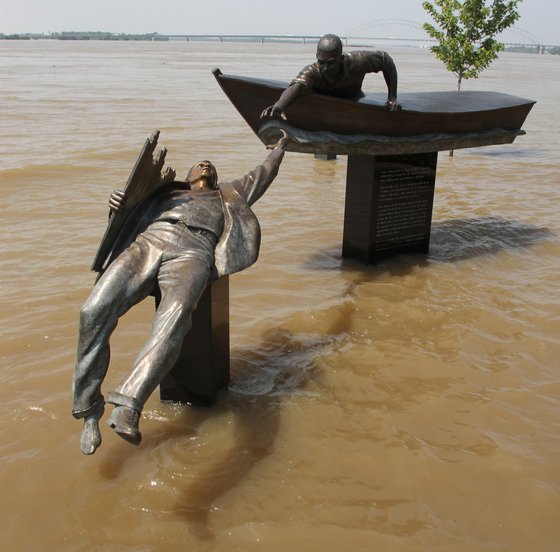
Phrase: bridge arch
[
  {"left": 345, "top": 19, "right": 544, "bottom": 47},
  {"left": 346, "top": 19, "right": 427, "bottom": 39}
]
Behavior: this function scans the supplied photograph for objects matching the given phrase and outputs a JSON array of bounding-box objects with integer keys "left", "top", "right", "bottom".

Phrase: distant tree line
[{"left": 0, "top": 32, "right": 169, "bottom": 41}]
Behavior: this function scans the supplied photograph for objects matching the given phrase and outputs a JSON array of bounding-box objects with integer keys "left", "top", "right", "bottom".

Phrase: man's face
[
  {"left": 316, "top": 50, "right": 342, "bottom": 80},
  {"left": 187, "top": 160, "right": 218, "bottom": 190}
]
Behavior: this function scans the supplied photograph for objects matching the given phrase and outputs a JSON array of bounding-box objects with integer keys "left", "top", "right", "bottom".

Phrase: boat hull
[{"left": 213, "top": 68, "right": 535, "bottom": 153}]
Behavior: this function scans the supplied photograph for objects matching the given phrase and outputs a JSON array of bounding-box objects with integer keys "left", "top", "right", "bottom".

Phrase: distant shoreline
[
  {"left": 1, "top": 31, "right": 557, "bottom": 53},
  {"left": 1, "top": 32, "right": 322, "bottom": 43}
]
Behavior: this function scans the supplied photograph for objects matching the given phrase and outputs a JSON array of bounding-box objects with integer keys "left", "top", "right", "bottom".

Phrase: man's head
[
  {"left": 186, "top": 160, "right": 218, "bottom": 190},
  {"left": 316, "top": 34, "right": 343, "bottom": 79}
]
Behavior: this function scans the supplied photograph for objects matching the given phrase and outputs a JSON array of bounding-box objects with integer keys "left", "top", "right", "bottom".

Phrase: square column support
[
  {"left": 342, "top": 152, "right": 438, "bottom": 264},
  {"left": 159, "top": 276, "right": 230, "bottom": 405}
]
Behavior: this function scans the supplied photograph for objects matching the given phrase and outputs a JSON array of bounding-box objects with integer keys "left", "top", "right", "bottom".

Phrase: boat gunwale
[{"left": 215, "top": 70, "right": 536, "bottom": 116}]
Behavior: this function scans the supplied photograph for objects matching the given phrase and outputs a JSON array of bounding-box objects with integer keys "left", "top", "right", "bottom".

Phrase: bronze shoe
[
  {"left": 107, "top": 405, "right": 142, "bottom": 445},
  {"left": 80, "top": 403, "right": 105, "bottom": 456}
]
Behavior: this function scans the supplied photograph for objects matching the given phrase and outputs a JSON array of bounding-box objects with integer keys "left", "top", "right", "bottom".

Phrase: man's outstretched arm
[
  {"left": 233, "top": 130, "right": 289, "bottom": 205},
  {"left": 261, "top": 82, "right": 306, "bottom": 120}
]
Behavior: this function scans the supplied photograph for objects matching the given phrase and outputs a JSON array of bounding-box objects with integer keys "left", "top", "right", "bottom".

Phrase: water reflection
[
  {"left": 312, "top": 156, "right": 338, "bottom": 180},
  {"left": 301, "top": 215, "right": 554, "bottom": 270},
  {"left": 93, "top": 326, "right": 332, "bottom": 539},
  {"left": 170, "top": 393, "right": 282, "bottom": 540},
  {"left": 463, "top": 146, "right": 540, "bottom": 158},
  {"left": 430, "top": 216, "right": 555, "bottom": 262}
]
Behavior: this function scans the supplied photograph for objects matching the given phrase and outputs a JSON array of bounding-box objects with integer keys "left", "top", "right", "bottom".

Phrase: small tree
[{"left": 422, "top": 0, "right": 522, "bottom": 92}]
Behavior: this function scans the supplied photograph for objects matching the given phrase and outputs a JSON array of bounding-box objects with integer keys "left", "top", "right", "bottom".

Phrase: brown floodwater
[{"left": 0, "top": 40, "right": 559, "bottom": 551}]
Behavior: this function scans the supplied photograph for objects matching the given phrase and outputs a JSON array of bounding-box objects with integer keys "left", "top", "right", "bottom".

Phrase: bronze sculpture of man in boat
[{"left": 261, "top": 33, "right": 400, "bottom": 121}]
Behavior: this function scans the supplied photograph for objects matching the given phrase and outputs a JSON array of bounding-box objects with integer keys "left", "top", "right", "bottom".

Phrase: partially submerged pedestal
[
  {"left": 342, "top": 152, "right": 437, "bottom": 263},
  {"left": 159, "top": 276, "right": 230, "bottom": 405}
]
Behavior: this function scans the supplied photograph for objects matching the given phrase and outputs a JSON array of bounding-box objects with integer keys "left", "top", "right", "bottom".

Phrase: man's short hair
[{"left": 317, "top": 34, "right": 343, "bottom": 57}]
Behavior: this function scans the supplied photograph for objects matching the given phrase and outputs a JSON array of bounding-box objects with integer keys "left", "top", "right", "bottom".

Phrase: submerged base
[
  {"left": 159, "top": 276, "right": 230, "bottom": 405},
  {"left": 343, "top": 153, "right": 437, "bottom": 263}
]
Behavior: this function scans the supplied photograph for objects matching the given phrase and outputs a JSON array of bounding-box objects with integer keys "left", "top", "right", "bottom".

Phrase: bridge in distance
[
  {"left": 163, "top": 19, "right": 552, "bottom": 50},
  {"left": 26, "top": 19, "right": 553, "bottom": 50},
  {"left": 164, "top": 34, "right": 553, "bottom": 50}
]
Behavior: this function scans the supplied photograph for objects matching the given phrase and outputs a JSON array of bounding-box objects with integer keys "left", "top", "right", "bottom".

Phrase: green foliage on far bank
[{"left": 0, "top": 32, "right": 169, "bottom": 41}]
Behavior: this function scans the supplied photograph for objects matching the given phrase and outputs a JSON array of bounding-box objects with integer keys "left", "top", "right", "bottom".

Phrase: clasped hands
[{"left": 266, "top": 128, "right": 289, "bottom": 150}]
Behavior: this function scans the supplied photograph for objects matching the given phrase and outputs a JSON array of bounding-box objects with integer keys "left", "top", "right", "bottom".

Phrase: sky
[{"left": 1, "top": 0, "right": 557, "bottom": 45}]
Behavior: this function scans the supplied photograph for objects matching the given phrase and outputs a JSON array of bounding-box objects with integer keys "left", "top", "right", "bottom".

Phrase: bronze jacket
[{"left": 104, "top": 146, "right": 285, "bottom": 280}]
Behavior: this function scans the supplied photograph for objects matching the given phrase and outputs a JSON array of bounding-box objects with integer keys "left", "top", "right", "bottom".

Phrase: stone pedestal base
[
  {"left": 342, "top": 152, "right": 437, "bottom": 264},
  {"left": 159, "top": 276, "right": 230, "bottom": 405}
]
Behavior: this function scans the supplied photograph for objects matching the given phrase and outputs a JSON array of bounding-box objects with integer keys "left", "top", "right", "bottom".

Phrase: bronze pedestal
[
  {"left": 343, "top": 153, "right": 437, "bottom": 263},
  {"left": 159, "top": 276, "right": 230, "bottom": 405}
]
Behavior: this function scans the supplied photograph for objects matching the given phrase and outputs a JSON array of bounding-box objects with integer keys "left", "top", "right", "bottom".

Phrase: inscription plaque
[{"left": 343, "top": 153, "right": 437, "bottom": 263}]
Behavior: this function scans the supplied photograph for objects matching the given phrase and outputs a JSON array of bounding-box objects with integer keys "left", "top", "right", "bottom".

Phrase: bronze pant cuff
[
  {"left": 72, "top": 396, "right": 105, "bottom": 420},
  {"left": 107, "top": 391, "right": 142, "bottom": 412}
]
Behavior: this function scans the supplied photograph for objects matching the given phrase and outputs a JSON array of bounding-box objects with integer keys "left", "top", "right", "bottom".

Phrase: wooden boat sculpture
[{"left": 213, "top": 68, "right": 535, "bottom": 155}]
